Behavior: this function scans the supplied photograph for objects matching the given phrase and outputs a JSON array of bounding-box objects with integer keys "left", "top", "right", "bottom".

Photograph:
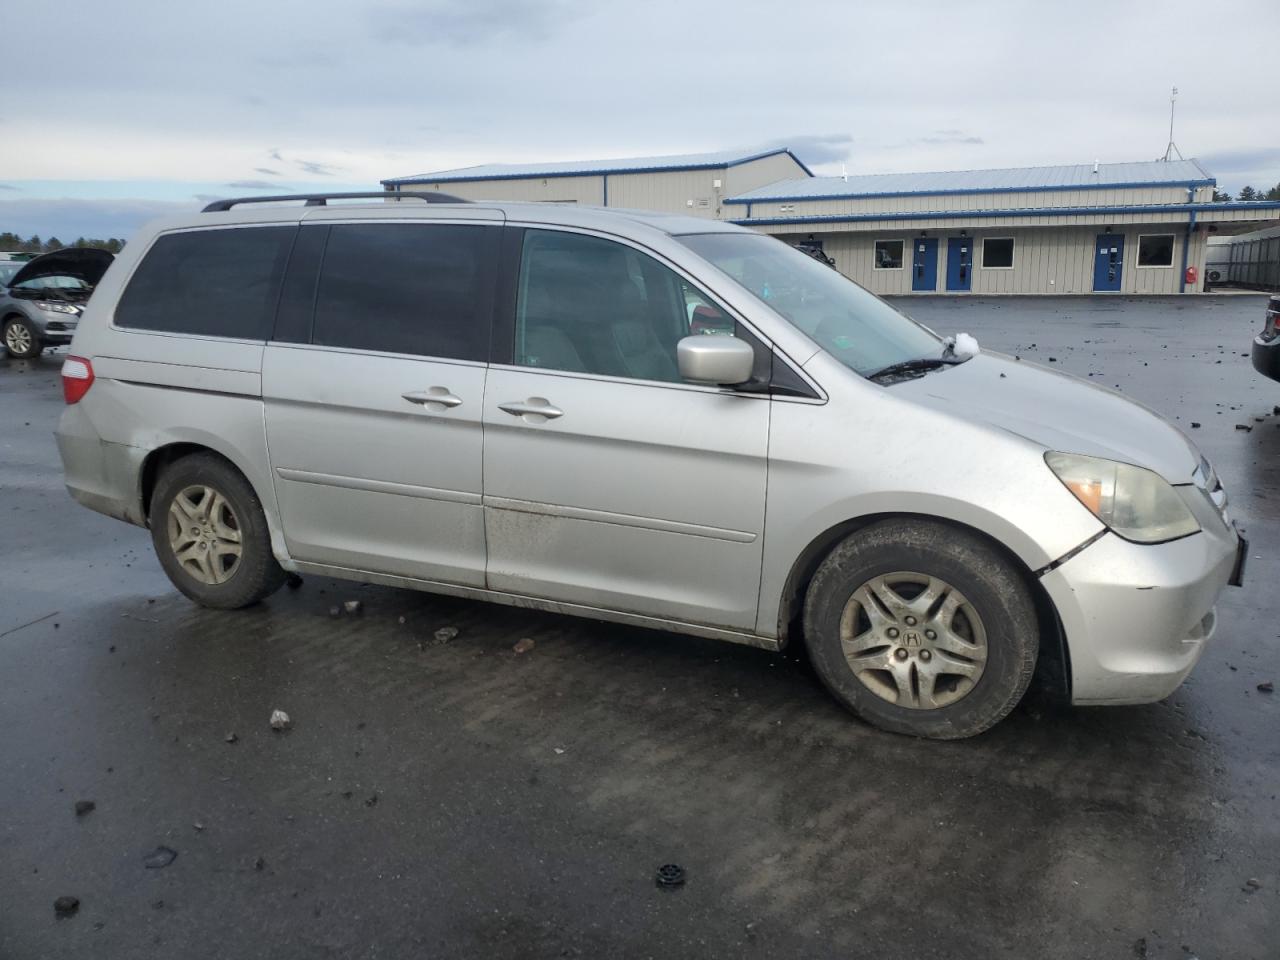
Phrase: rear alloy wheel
[
  {"left": 803, "top": 519, "right": 1038, "bottom": 739},
  {"left": 150, "top": 453, "right": 286, "bottom": 609},
  {"left": 3, "top": 318, "right": 41, "bottom": 359}
]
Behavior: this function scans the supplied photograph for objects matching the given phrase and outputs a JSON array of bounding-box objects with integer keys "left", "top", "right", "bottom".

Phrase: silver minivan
[{"left": 55, "top": 192, "right": 1246, "bottom": 738}]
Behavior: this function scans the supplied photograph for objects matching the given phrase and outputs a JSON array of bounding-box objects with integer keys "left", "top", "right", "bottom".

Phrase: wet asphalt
[{"left": 1, "top": 295, "right": 1278, "bottom": 960}]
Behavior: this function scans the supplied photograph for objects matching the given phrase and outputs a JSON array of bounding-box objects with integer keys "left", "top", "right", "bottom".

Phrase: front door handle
[
  {"left": 403, "top": 387, "right": 463, "bottom": 409},
  {"left": 498, "top": 398, "right": 564, "bottom": 421}
]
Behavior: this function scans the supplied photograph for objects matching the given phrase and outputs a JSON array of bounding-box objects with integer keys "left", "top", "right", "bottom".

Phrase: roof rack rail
[{"left": 201, "top": 191, "right": 471, "bottom": 213}]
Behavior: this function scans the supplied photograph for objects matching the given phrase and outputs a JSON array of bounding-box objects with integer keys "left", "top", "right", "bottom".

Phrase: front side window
[
  {"left": 1137, "top": 234, "right": 1175, "bottom": 267},
  {"left": 678, "top": 231, "right": 941, "bottom": 378},
  {"left": 115, "top": 226, "right": 295, "bottom": 339},
  {"left": 311, "top": 223, "right": 497, "bottom": 360},
  {"left": 874, "top": 239, "right": 904, "bottom": 270},
  {"left": 981, "top": 237, "right": 1015, "bottom": 269},
  {"left": 514, "top": 230, "right": 741, "bottom": 383}
]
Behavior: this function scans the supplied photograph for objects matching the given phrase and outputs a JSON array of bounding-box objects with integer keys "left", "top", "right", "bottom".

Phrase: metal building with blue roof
[{"left": 383, "top": 150, "right": 1280, "bottom": 294}]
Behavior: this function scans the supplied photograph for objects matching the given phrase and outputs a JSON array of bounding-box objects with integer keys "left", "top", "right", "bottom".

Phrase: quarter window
[
  {"left": 311, "top": 223, "right": 498, "bottom": 360},
  {"left": 981, "top": 237, "right": 1015, "bottom": 269},
  {"left": 115, "top": 226, "right": 295, "bottom": 339},
  {"left": 873, "top": 240, "right": 904, "bottom": 270},
  {"left": 1137, "top": 234, "right": 1175, "bottom": 267},
  {"left": 514, "top": 230, "right": 746, "bottom": 384}
]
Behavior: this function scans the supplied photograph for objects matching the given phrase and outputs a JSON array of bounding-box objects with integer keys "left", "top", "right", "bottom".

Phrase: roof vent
[{"left": 1092, "top": 160, "right": 1099, "bottom": 174}]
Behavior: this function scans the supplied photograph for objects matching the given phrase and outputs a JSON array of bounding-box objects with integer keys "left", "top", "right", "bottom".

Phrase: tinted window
[
  {"left": 515, "top": 230, "right": 750, "bottom": 384},
  {"left": 1137, "top": 234, "right": 1175, "bottom": 267},
  {"left": 311, "top": 223, "right": 496, "bottom": 360},
  {"left": 982, "top": 237, "right": 1015, "bottom": 268},
  {"left": 115, "top": 226, "right": 295, "bottom": 338},
  {"left": 874, "top": 239, "right": 903, "bottom": 269}
]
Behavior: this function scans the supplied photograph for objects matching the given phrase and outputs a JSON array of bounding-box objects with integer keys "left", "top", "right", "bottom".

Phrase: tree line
[
  {"left": 1213, "top": 183, "right": 1280, "bottom": 202},
  {"left": 0, "top": 232, "right": 125, "bottom": 254}
]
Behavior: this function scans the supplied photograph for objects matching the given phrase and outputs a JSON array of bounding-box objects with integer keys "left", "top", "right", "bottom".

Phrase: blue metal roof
[
  {"left": 725, "top": 159, "right": 1215, "bottom": 204},
  {"left": 383, "top": 147, "right": 812, "bottom": 185}
]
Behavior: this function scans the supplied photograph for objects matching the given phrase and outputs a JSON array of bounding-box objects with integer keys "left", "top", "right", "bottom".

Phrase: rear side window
[
  {"left": 310, "top": 223, "right": 497, "bottom": 361},
  {"left": 115, "top": 226, "right": 295, "bottom": 339}
]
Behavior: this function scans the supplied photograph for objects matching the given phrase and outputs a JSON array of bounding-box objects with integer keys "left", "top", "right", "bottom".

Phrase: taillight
[{"left": 61, "top": 356, "right": 94, "bottom": 404}]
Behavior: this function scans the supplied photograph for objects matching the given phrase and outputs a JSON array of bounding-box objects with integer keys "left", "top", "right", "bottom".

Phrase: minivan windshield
[{"left": 679, "top": 232, "right": 944, "bottom": 377}]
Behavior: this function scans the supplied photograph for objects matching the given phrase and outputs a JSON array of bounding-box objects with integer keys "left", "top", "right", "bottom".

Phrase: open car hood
[{"left": 7, "top": 248, "right": 114, "bottom": 289}]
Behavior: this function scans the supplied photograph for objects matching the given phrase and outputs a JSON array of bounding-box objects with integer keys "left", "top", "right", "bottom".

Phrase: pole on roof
[{"left": 1162, "top": 85, "right": 1184, "bottom": 162}]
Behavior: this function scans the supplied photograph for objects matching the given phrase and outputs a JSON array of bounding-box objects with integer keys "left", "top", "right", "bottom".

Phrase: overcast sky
[{"left": 4, "top": 0, "right": 1279, "bottom": 240}]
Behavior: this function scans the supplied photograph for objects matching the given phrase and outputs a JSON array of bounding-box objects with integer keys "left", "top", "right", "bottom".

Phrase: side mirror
[{"left": 677, "top": 335, "right": 755, "bottom": 386}]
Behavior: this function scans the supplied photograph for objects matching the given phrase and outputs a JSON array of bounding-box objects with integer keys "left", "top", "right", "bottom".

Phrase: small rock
[
  {"left": 1235, "top": 424, "right": 1253, "bottom": 432},
  {"left": 343, "top": 600, "right": 362, "bottom": 615},
  {"left": 1244, "top": 878, "right": 1261, "bottom": 891},
  {"left": 364, "top": 793, "right": 379, "bottom": 807},
  {"left": 398, "top": 615, "right": 406, "bottom": 625},
  {"left": 224, "top": 732, "right": 239, "bottom": 744},
  {"left": 74, "top": 799, "right": 95, "bottom": 817},
  {"left": 553, "top": 747, "right": 566, "bottom": 755},
  {"left": 269, "top": 709, "right": 291, "bottom": 731},
  {"left": 254, "top": 856, "right": 266, "bottom": 871},
  {"left": 434, "top": 626, "right": 459, "bottom": 644},
  {"left": 1258, "top": 681, "right": 1274, "bottom": 693},
  {"left": 513, "top": 637, "right": 535, "bottom": 654},
  {"left": 53, "top": 895, "right": 80, "bottom": 918},
  {"left": 143, "top": 845, "right": 178, "bottom": 869},
  {"left": 328, "top": 606, "right": 341, "bottom": 619},
  {"left": 193, "top": 822, "right": 205, "bottom": 832}
]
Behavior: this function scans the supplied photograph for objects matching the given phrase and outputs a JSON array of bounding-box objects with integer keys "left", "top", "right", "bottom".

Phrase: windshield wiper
[{"left": 866, "top": 354, "right": 965, "bottom": 383}]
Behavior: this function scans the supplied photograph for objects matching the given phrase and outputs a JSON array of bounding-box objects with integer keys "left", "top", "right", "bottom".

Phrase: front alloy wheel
[
  {"left": 3, "top": 318, "right": 40, "bottom": 359},
  {"left": 803, "top": 519, "right": 1039, "bottom": 739}
]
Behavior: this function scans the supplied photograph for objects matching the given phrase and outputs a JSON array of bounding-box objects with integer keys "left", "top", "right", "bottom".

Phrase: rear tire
[
  {"left": 3, "top": 317, "right": 41, "bottom": 359},
  {"left": 149, "top": 453, "right": 286, "bottom": 609},
  {"left": 802, "top": 519, "right": 1038, "bottom": 739}
]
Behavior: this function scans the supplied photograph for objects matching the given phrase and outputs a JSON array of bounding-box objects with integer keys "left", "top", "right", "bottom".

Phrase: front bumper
[
  {"left": 1252, "top": 335, "right": 1280, "bottom": 382},
  {"left": 1041, "top": 517, "right": 1239, "bottom": 705}
]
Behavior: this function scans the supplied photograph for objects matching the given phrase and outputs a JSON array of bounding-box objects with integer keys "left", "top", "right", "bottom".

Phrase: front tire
[
  {"left": 149, "top": 453, "right": 286, "bottom": 609},
  {"left": 3, "top": 317, "right": 41, "bottom": 359},
  {"left": 802, "top": 519, "right": 1038, "bottom": 739}
]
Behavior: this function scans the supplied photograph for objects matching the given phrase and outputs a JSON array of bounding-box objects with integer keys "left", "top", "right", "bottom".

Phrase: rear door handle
[
  {"left": 498, "top": 398, "right": 563, "bottom": 421},
  {"left": 402, "top": 388, "right": 463, "bottom": 409}
]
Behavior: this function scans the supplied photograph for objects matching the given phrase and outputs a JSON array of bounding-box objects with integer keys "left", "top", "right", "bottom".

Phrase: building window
[
  {"left": 1137, "top": 234, "right": 1176, "bottom": 268},
  {"left": 873, "top": 239, "right": 904, "bottom": 270},
  {"left": 981, "top": 237, "right": 1015, "bottom": 269}
]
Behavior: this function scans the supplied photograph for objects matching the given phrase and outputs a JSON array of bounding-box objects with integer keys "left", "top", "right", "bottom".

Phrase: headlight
[
  {"left": 34, "top": 301, "right": 79, "bottom": 314},
  {"left": 1045, "top": 452, "right": 1200, "bottom": 544}
]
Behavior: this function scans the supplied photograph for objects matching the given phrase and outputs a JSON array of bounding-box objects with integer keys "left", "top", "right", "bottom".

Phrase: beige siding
[
  {"left": 394, "top": 175, "right": 605, "bottom": 204},
  {"left": 724, "top": 153, "right": 810, "bottom": 199},
  {"left": 774, "top": 225, "right": 1196, "bottom": 295},
  {"left": 608, "top": 169, "right": 724, "bottom": 217}
]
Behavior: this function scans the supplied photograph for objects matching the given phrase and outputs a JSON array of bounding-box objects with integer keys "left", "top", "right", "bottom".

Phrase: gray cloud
[
  {"left": 921, "top": 130, "right": 985, "bottom": 146},
  {"left": 253, "top": 167, "right": 281, "bottom": 176},
  {"left": 268, "top": 149, "right": 284, "bottom": 163},
  {"left": 0, "top": 197, "right": 198, "bottom": 242},
  {"left": 761, "top": 134, "right": 854, "bottom": 167},
  {"left": 0, "top": 184, "right": 18, "bottom": 191},
  {"left": 225, "top": 180, "right": 283, "bottom": 190},
  {"left": 295, "top": 159, "right": 339, "bottom": 176},
  {"left": 369, "top": 0, "right": 585, "bottom": 45}
]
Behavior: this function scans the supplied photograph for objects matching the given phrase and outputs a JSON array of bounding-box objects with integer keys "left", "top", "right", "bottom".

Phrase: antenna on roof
[{"left": 1161, "top": 85, "right": 1184, "bottom": 162}]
